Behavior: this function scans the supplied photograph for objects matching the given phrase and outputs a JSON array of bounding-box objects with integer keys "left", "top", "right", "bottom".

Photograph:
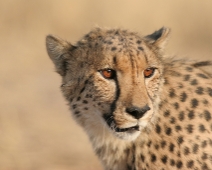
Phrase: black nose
[{"left": 126, "top": 105, "right": 150, "bottom": 119}]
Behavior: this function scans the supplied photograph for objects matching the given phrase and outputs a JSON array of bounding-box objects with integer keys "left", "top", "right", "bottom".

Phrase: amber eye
[
  {"left": 144, "top": 68, "right": 155, "bottom": 78},
  {"left": 100, "top": 69, "right": 116, "bottom": 79}
]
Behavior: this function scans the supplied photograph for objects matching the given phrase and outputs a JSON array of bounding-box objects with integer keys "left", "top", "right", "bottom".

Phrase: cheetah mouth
[{"left": 115, "top": 125, "right": 140, "bottom": 132}]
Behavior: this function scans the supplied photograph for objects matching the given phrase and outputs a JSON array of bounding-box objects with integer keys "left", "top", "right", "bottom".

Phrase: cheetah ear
[
  {"left": 144, "top": 27, "right": 170, "bottom": 50},
  {"left": 46, "top": 35, "right": 74, "bottom": 76}
]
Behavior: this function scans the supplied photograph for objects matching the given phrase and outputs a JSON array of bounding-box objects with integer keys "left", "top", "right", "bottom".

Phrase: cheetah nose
[{"left": 126, "top": 105, "right": 150, "bottom": 119}]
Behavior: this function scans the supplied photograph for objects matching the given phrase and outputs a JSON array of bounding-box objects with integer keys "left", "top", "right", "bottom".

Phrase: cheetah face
[
  {"left": 46, "top": 27, "right": 169, "bottom": 141},
  {"left": 92, "top": 52, "right": 163, "bottom": 140}
]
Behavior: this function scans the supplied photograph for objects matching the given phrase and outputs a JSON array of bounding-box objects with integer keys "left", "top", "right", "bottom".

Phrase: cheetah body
[{"left": 46, "top": 27, "right": 212, "bottom": 170}]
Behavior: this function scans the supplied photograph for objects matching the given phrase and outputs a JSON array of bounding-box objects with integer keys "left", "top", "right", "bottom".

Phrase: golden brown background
[{"left": 1, "top": 0, "right": 212, "bottom": 169}]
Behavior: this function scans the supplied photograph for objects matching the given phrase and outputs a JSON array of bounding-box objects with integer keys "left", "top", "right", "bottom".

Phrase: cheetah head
[{"left": 46, "top": 27, "right": 170, "bottom": 141}]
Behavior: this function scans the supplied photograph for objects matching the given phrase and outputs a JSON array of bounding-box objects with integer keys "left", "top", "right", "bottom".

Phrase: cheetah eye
[
  {"left": 144, "top": 67, "right": 155, "bottom": 78},
  {"left": 100, "top": 69, "right": 116, "bottom": 79}
]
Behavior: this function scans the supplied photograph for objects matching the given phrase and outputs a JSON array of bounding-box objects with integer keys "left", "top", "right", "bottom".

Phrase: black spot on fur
[
  {"left": 197, "top": 73, "right": 209, "bottom": 79},
  {"left": 111, "top": 47, "right": 117, "bottom": 51},
  {"left": 77, "top": 96, "right": 81, "bottom": 101},
  {"left": 83, "top": 100, "right": 88, "bottom": 104},
  {"left": 138, "top": 46, "right": 144, "bottom": 51},
  {"left": 192, "top": 144, "right": 199, "bottom": 154},
  {"left": 201, "top": 163, "right": 209, "bottom": 170},
  {"left": 175, "top": 125, "right": 182, "bottom": 132},
  {"left": 190, "top": 79, "right": 198, "bottom": 85},
  {"left": 170, "top": 117, "right": 176, "bottom": 124},
  {"left": 177, "top": 136, "right": 184, "bottom": 145},
  {"left": 176, "top": 160, "right": 183, "bottom": 169},
  {"left": 163, "top": 110, "right": 170, "bottom": 117},
  {"left": 155, "top": 124, "right": 161, "bottom": 134},
  {"left": 72, "top": 104, "right": 77, "bottom": 109},
  {"left": 170, "top": 159, "right": 175, "bottom": 166},
  {"left": 186, "top": 67, "right": 193, "bottom": 72},
  {"left": 184, "top": 146, "right": 190, "bottom": 155},
  {"left": 203, "top": 99, "right": 209, "bottom": 105},
  {"left": 186, "top": 160, "right": 194, "bottom": 168},
  {"left": 165, "top": 127, "right": 172, "bottom": 135},
  {"left": 184, "top": 74, "right": 190, "bottom": 81},
  {"left": 74, "top": 111, "right": 80, "bottom": 115},
  {"left": 169, "top": 143, "right": 175, "bottom": 152},
  {"left": 178, "top": 111, "right": 185, "bottom": 121},
  {"left": 147, "top": 141, "right": 152, "bottom": 147},
  {"left": 178, "top": 83, "right": 184, "bottom": 88},
  {"left": 136, "top": 40, "right": 142, "bottom": 44},
  {"left": 151, "top": 154, "right": 156, "bottom": 162},
  {"left": 80, "top": 87, "right": 85, "bottom": 94},
  {"left": 155, "top": 144, "right": 159, "bottom": 150},
  {"left": 173, "top": 102, "right": 179, "bottom": 110},
  {"left": 204, "top": 110, "right": 212, "bottom": 121},
  {"left": 161, "top": 140, "right": 166, "bottom": 148},
  {"left": 113, "top": 56, "right": 117, "bottom": 64},
  {"left": 201, "top": 152, "right": 208, "bottom": 160},
  {"left": 85, "top": 94, "right": 93, "bottom": 98},
  {"left": 186, "top": 124, "right": 193, "bottom": 133},
  {"left": 191, "top": 98, "right": 198, "bottom": 108},
  {"left": 201, "top": 140, "right": 207, "bottom": 148},
  {"left": 161, "top": 155, "right": 168, "bottom": 164},
  {"left": 188, "top": 110, "right": 195, "bottom": 119},
  {"left": 196, "top": 86, "right": 204, "bottom": 95},
  {"left": 140, "top": 154, "right": 145, "bottom": 162},
  {"left": 207, "top": 87, "right": 212, "bottom": 97},
  {"left": 180, "top": 92, "right": 187, "bottom": 102},
  {"left": 199, "top": 124, "right": 206, "bottom": 133}
]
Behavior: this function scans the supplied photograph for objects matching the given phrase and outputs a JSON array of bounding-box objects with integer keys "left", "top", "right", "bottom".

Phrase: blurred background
[{"left": 0, "top": 0, "right": 212, "bottom": 169}]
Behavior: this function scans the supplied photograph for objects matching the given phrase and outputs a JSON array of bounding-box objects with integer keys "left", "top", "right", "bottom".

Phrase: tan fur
[{"left": 46, "top": 27, "right": 212, "bottom": 170}]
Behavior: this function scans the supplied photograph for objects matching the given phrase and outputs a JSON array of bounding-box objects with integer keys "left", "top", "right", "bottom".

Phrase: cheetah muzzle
[{"left": 46, "top": 27, "right": 212, "bottom": 170}]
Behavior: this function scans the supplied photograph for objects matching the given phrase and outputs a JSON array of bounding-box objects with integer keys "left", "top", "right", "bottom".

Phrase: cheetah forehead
[{"left": 46, "top": 27, "right": 169, "bottom": 76}]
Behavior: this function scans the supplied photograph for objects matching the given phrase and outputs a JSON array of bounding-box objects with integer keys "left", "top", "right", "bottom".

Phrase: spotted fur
[{"left": 46, "top": 27, "right": 212, "bottom": 170}]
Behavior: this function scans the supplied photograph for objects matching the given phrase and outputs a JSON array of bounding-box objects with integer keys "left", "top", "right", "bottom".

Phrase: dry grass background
[{"left": 0, "top": 0, "right": 212, "bottom": 169}]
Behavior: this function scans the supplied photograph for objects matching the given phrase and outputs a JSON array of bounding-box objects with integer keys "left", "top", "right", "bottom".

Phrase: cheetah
[{"left": 46, "top": 27, "right": 212, "bottom": 170}]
